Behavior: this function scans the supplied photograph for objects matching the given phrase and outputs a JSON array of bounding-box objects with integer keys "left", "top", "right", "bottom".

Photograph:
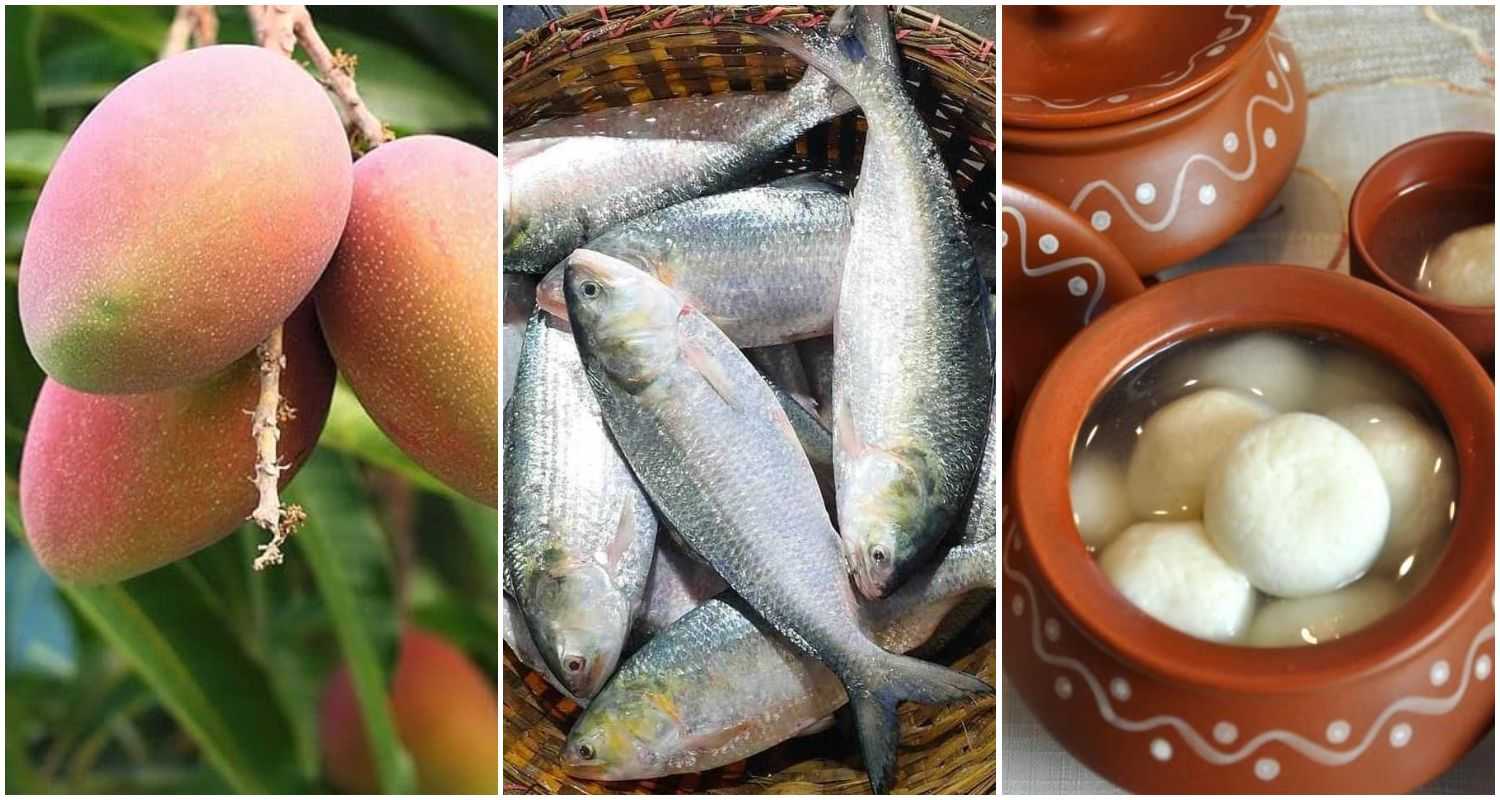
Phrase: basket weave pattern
[{"left": 502, "top": 5, "right": 996, "bottom": 794}]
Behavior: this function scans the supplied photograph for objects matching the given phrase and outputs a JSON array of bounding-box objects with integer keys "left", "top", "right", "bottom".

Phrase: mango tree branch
[{"left": 160, "top": 5, "right": 217, "bottom": 59}]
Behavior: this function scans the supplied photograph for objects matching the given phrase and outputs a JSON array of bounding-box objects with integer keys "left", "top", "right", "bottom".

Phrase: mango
[
  {"left": 319, "top": 627, "right": 498, "bottom": 794},
  {"left": 19, "top": 303, "right": 335, "bottom": 584},
  {"left": 315, "top": 135, "right": 497, "bottom": 506},
  {"left": 19, "top": 44, "right": 352, "bottom": 394}
]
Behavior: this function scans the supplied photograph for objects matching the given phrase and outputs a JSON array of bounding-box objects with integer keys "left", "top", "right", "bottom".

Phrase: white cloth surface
[{"left": 1002, "top": 5, "right": 1496, "bottom": 794}]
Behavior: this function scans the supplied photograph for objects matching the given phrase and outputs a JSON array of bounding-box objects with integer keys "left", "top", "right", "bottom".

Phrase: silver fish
[
  {"left": 534, "top": 183, "right": 851, "bottom": 346},
  {"left": 773, "top": 8, "right": 994, "bottom": 600},
  {"left": 504, "top": 69, "right": 854, "bottom": 274},
  {"left": 503, "top": 273, "right": 537, "bottom": 409},
  {"left": 961, "top": 409, "right": 997, "bottom": 546},
  {"left": 502, "top": 591, "right": 582, "bottom": 705},
  {"left": 626, "top": 536, "right": 728, "bottom": 654},
  {"left": 746, "top": 343, "right": 814, "bottom": 402},
  {"left": 796, "top": 335, "right": 836, "bottom": 429},
  {"left": 502, "top": 310, "right": 657, "bottom": 699},
  {"left": 561, "top": 248, "right": 990, "bottom": 793},
  {"left": 561, "top": 537, "right": 996, "bottom": 783},
  {"left": 772, "top": 384, "right": 837, "bottom": 521}
]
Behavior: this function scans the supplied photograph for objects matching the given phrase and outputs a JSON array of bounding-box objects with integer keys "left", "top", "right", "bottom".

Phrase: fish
[
  {"left": 504, "top": 69, "right": 854, "bottom": 274},
  {"left": 771, "top": 7, "right": 994, "bottom": 600},
  {"left": 534, "top": 182, "right": 851, "bottom": 347},
  {"left": 561, "top": 248, "right": 990, "bottom": 793},
  {"left": 772, "top": 383, "right": 837, "bottom": 521},
  {"left": 560, "top": 537, "right": 996, "bottom": 783},
  {"left": 961, "top": 409, "right": 997, "bottom": 545},
  {"left": 746, "top": 343, "right": 815, "bottom": 404},
  {"left": 626, "top": 536, "right": 729, "bottom": 654},
  {"left": 502, "top": 310, "right": 658, "bottom": 699},
  {"left": 502, "top": 591, "right": 582, "bottom": 705},
  {"left": 797, "top": 335, "right": 836, "bottom": 429},
  {"left": 503, "top": 273, "right": 537, "bottom": 409}
]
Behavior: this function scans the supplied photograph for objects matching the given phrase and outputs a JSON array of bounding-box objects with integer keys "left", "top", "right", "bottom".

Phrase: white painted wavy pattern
[
  {"left": 1002, "top": 516, "right": 1496, "bottom": 771},
  {"left": 1000, "top": 205, "right": 1105, "bottom": 324},
  {"left": 1004, "top": 7, "right": 1253, "bottom": 111},
  {"left": 1064, "top": 37, "right": 1297, "bottom": 235}
]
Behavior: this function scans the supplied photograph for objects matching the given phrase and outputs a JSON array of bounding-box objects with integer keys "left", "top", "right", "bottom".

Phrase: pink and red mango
[
  {"left": 316, "top": 135, "right": 498, "bottom": 506},
  {"left": 19, "top": 304, "right": 336, "bottom": 585},
  {"left": 319, "top": 628, "right": 499, "bottom": 794},
  {"left": 19, "top": 44, "right": 352, "bottom": 394}
]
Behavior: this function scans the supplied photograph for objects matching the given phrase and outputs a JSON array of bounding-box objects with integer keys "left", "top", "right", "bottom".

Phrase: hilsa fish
[{"left": 561, "top": 248, "right": 990, "bottom": 793}]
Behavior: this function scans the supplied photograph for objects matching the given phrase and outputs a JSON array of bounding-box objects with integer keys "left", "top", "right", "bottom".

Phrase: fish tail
[
  {"left": 786, "top": 57, "right": 858, "bottom": 121},
  {"left": 846, "top": 652, "right": 992, "bottom": 792},
  {"left": 769, "top": 6, "right": 901, "bottom": 101}
]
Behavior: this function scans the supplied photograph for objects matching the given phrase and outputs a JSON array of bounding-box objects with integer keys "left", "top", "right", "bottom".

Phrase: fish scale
[{"left": 502, "top": 310, "right": 657, "bottom": 699}]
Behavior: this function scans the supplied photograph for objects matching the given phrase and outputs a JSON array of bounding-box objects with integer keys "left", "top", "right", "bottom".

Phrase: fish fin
[
  {"left": 767, "top": 171, "right": 849, "bottom": 194},
  {"left": 848, "top": 656, "right": 992, "bottom": 793},
  {"left": 642, "top": 690, "right": 683, "bottom": 723},
  {"left": 681, "top": 338, "right": 742, "bottom": 412},
  {"left": 835, "top": 395, "right": 866, "bottom": 458},
  {"left": 604, "top": 497, "right": 638, "bottom": 578},
  {"left": 675, "top": 717, "right": 760, "bottom": 755}
]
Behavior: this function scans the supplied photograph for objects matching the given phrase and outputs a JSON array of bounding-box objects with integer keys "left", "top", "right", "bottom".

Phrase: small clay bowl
[
  {"left": 1349, "top": 131, "right": 1496, "bottom": 366},
  {"left": 1000, "top": 181, "right": 1145, "bottom": 441},
  {"left": 1004, "top": 265, "right": 1494, "bottom": 793},
  {"left": 1003, "top": 6, "right": 1306, "bottom": 274}
]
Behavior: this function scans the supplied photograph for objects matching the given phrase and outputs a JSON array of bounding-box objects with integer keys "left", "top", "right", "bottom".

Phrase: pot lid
[{"left": 1003, "top": 5, "right": 1279, "bottom": 130}]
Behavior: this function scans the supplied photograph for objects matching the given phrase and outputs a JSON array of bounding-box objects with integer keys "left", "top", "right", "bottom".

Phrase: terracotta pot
[
  {"left": 1004, "top": 265, "right": 1495, "bottom": 793},
  {"left": 1000, "top": 181, "right": 1144, "bottom": 447},
  {"left": 1002, "top": 6, "right": 1307, "bottom": 274},
  {"left": 1349, "top": 131, "right": 1496, "bottom": 367}
]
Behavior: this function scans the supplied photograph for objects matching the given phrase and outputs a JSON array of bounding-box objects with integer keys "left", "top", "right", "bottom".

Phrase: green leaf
[
  {"left": 37, "top": 39, "right": 150, "bottom": 112},
  {"left": 5, "top": 130, "right": 66, "bottom": 185},
  {"left": 315, "top": 25, "right": 491, "bottom": 134},
  {"left": 7, "top": 195, "right": 36, "bottom": 263},
  {"left": 320, "top": 383, "right": 463, "bottom": 500},
  {"left": 4, "top": 494, "right": 305, "bottom": 794},
  {"left": 6, "top": 7, "right": 41, "bottom": 128},
  {"left": 285, "top": 451, "right": 415, "bottom": 794},
  {"left": 5, "top": 279, "right": 45, "bottom": 472},
  {"left": 44, "top": 6, "right": 168, "bottom": 53}
]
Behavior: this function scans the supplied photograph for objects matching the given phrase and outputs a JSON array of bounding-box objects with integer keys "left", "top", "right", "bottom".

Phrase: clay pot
[
  {"left": 1002, "top": 6, "right": 1307, "bottom": 274},
  {"left": 1000, "top": 181, "right": 1143, "bottom": 440},
  {"left": 1349, "top": 131, "right": 1496, "bottom": 366},
  {"left": 1005, "top": 265, "right": 1495, "bottom": 793}
]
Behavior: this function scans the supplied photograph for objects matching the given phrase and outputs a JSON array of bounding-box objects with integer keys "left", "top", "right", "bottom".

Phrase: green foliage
[{"left": 5, "top": 5, "right": 497, "bottom": 794}]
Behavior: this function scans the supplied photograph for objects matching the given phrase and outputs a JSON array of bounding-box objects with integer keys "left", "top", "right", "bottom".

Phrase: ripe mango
[
  {"left": 315, "top": 136, "right": 497, "bottom": 506},
  {"left": 19, "top": 303, "right": 335, "bottom": 584},
  {"left": 19, "top": 44, "right": 352, "bottom": 394},
  {"left": 319, "top": 628, "right": 498, "bottom": 794}
]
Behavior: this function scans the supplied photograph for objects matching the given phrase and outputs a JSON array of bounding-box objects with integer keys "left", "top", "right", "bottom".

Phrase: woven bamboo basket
[{"left": 502, "top": 5, "right": 996, "bottom": 794}]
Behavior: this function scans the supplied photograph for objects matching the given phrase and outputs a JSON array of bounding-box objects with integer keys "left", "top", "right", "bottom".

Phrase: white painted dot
[
  {"left": 1198, "top": 184, "right": 1218, "bottom": 205},
  {"left": 1090, "top": 210, "right": 1111, "bottom": 231},
  {"left": 1254, "top": 758, "right": 1281, "bottom": 781},
  {"left": 1264, "top": 128, "right": 1278, "bottom": 148},
  {"left": 1266, "top": 70, "right": 1279, "bottom": 89},
  {"left": 1109, "top": 677, "right": 1132, "bottom": 701},
  {"left": 1477, "top": 654, "right": 1492, "bottom": 680},
  {"left": 1135, "top": 182, "right": 1157, "bottom": 204},
  {"left": 1011, "top": 595, "right": 1025, "bottom": 616},
  {"left": 1054, "top": 676, "right": 1073, "bottom": 699},
  {"left": 1038, "top": 234, "right": 1059, "bottom": 254},
  {"left": 999, "top": 229, "right": 1008, "bottom": 248},
  {"left": 1278, "top": 52, "right": 1291, "bottom": 71},
  {"left": 1107, "top": 93, "right": 1129, "bottom": 104},
  {"left": 1067, "top": 276, "right": 1088, "bottom": 297},
  {"left": 1222, "top": 132, "right": 1239, "bottom": 153},
  {"left": 1044, "top": 618, "right": 1062, "bottom": 642},
  {"left": 1430, "top": 660, "right": 1451, "bottom": 687},
  {"left": 1390, "top": 723, "right": 1413, "bottom": 748},
  {"left": 1213, "top": 722, "right": 1238, "bottom": 744},
  {"left": 1326, "top": 720, "right": 1351, "bottom": 744},
  {"left": 1150, "top": 738, "right": 1172, "bottom": 761},
  {"left": 1207, "top": 44, "right": 1227, "bottom": 57}
]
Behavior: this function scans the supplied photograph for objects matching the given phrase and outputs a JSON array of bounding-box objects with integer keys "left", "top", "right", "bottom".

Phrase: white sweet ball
[
  {"left": 1326, "top": 403, "right": 1456, "bottom": 574},
  {"left": 1166, "top": 332, "right": 1319, "bottom": 411},
  {"left": 1309, "top": 351, "right": 1424, "bottom": 414},
  {"left": 1126, "top": 388, "right": 1275, "bottom": 520},
  {"left": 1204, "top": 413, "right": 1389, "bottom": 597},
  {"left": 1246, "top": 578, "right": 1402, "bottom": 647},
  {"left": 1098, "top": 520, "right": 1257, "bottom": 642},
  {"left": 1418, "top": 223, "right": 1494, "bottom": 307},
  {"left": 1070, "top": 454, "right": 1134, "bottom": 549}
]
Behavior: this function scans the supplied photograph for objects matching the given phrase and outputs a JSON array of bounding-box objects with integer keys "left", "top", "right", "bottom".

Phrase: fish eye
[
  {"left": 581, "top": 280, "right": 602, "bottom": 298},
  {"left": 871, "top": 545, "right": 889, "bottom": 564},
  {"left": 578, "top": 743, "right": 595, "bottom": 761},
  {"left": 565, "top": 655, "right": 586, "bottom": 673}
]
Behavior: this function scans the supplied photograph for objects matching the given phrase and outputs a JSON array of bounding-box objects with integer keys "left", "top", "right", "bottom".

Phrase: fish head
[
  {"left": 522, "top": 560, "right": 631, "bottom": 699},
  {"left": 564, "top": 248, "right": 682, "bottom": 389},
  {"left": 535, "top": 262, "right": 569, "bottom": 320},
  {"left": 561, "top": 685, "right": 683, "bottom": 779},
  {"left": 839, "top": 448, "right": 938, "bottom": 599}
]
